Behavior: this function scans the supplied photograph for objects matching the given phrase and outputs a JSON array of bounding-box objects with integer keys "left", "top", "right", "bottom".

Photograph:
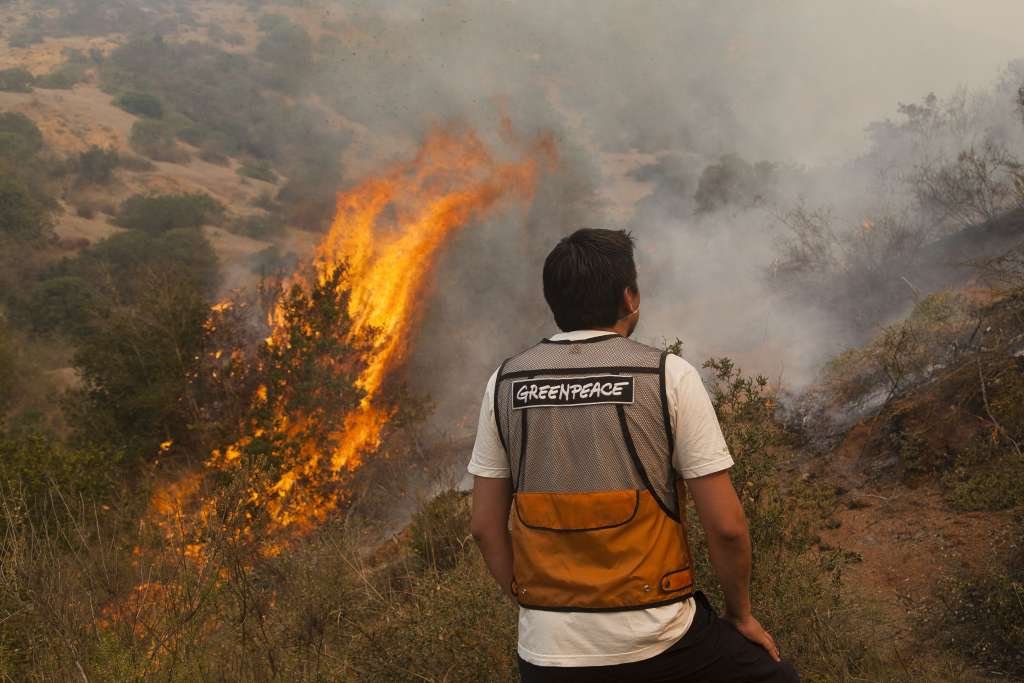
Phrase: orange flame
[
  {"left": 254, "top": 126, "right": 552, "bottom": 536},
  {"left": 158, "top": 124, "right": 554, "bottom": 551}
]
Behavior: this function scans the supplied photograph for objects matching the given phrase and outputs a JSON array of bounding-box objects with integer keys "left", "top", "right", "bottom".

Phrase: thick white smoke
[{"left": 309, "top": 1, "right": 1024, "bottom": 432}]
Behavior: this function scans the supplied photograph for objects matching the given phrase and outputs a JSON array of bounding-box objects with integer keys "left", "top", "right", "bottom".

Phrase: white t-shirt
[{"left": 468, "top": 329, "right": 734, "bottom": 667}]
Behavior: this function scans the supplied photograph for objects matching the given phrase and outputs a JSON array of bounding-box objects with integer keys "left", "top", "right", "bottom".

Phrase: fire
[{"left": 155, "top": 124, "right": 555, "bottom": 553}]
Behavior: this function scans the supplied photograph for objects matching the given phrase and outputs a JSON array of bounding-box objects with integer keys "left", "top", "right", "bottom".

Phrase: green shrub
[
  {"left": 941, "top": 517, "right": 1024, "bottom": 678},
  {"left": 254, "top": 18, "right": 314, "bottom": 93},
  {"left": 199, "top": 147, "right": 229, "bottom": 165},
  {"left": 101, "top": 38, "right": 263, "bottom": 158},
  {"left": 0, "top": 112, "right": 44, "bottom": 162},
  {"left": 0, "top": 176, "right": 50, "bottom": 240},
  {"left": 253, "top": 191, "right": 279, "bottom": 212},
  {"left": 34, "top": 62, "right": 88, "bottom": 89},
  {"left": 23, "top": 275, "right": 94, "bottom": 337},
  {"left": 76, "top": 146, "right": 119, "bottom": 184},
  {"left": 231, "top": 213, "right": 285, "bottom": 239},
  {"left": 115, "top": 193, "right": 224, "bottom": 233},
  {"left": 0, "top": 67, "right": 34, "bottom": 92},
  {"left": 96, "top": 227, "right": 218, "bottom": 297},
  {"left": 174, "top": 123, "right": 209, "bottom": 146},
  {"left": 67, "top": 255, "right": 214, "bottom": 453},
  {"left": 237, "top": 160, "right": 278, "bottom": 183},
  {"left": 114, "top": 91, "right": 163, "bottom": 118},
  {"left": 99, "top": 35, "right": 348, "bottom": 210},
  {"left": 129, "top": 119, "right": 187, "bottom": 162},
  {"left": 0, "top": 430, "right": 122, "bottom": 518},
  {"left": 942, "top": 440, "right": 1024, "bottom": 511}
]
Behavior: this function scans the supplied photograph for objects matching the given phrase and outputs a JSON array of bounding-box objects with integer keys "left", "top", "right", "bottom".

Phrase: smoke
[
  {"left": 347, "top": 1, "right": 1024, "bottom": 430},
  {"left": 106, "top": 1, "right": 1024, "bottom": 434}
]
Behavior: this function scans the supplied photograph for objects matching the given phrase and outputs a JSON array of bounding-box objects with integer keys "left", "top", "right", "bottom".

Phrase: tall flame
[
  {"left": 102, "top": 124, "right": 554, "bottom": 657},
  {"left": 179, "top": 124, "right": 553, "bottom": 548}
]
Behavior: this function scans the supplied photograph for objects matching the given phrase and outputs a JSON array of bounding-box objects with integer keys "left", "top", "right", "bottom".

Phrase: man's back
[
  {"left": 468, "top": 228, "right": 798, "bottom": 681},
  {"left": 470, "top": 329, "right": 729, "bottom": 665}
]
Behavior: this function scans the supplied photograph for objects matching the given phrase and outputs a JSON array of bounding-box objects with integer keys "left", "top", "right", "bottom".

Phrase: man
[{"left": 468, "top": 228, "right": 799, "bottom": 682}]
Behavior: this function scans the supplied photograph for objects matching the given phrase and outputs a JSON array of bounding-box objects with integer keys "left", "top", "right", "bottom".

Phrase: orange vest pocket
[
  {"left": 510, "top": 488, "right": 693, "bottom": 611},
  {"left": 514, "top": 489, "right": 639, "bottom": 530}
]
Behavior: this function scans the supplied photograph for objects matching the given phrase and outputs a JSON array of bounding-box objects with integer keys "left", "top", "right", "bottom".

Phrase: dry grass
[{"left": 0, "top": 357, "right": 1005, "bottom": 682}]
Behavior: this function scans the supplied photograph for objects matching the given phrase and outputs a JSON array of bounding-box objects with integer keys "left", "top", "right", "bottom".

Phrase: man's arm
[
  {"left": 470, "top": 475, "right": 515, "bottom": 598},
  {"left": 687, "top": 469, "right": 780, "bottom": 662}
]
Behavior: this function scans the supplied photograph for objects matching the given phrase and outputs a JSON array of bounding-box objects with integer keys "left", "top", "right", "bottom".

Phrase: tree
[
  {"left": 0, "top": 67, "right": 34, "bottom": 93},
  {"left": 0, "top": 176, "right": 49, "bottom": 240},
  {"left": 76, "top": 227, "right": 221, "bottom": 299},
  {"left": 68, "top": 264, "right": 211, "bottom": 454},
  {"left": 24, "top": 276, "right": 95, "bottom": 336},
  {"left": 0, "top": 112, "right": 44, "bottom": 162},
  {"left": 129, "top": 119, "right": 188, "bottom": 162},
  {"left": 911, "top": 141, "right": 1023, "bottom": 228},
  {"left": 195, "top": 265, "right": 379, "bottom": 534},
  {"left": 114, "top": 91, "right": 164, "bottom": 118},
  {"left": 76, "top": 146, "right": 119, "bottom": 184},
  {"left": 694, "top": 154, "right": 776, "bottom": 214},
  {"left": 114, "top": 192, "right": 224, "bottom": 234}
]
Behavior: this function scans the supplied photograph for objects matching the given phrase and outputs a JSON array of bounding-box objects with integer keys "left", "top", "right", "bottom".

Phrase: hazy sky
[{"left": 702, "top": 0, "right": 1024, "bottom": 163}]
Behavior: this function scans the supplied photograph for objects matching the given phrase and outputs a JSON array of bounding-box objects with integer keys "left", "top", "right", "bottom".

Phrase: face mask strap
[{"left": 617, "top": 306, "right": 640, "bottom": 323}]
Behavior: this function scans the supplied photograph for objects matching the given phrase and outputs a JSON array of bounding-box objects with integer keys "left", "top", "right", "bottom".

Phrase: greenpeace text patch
[{"left": 511, "top": 375, "right": 635, "bottom": 409}]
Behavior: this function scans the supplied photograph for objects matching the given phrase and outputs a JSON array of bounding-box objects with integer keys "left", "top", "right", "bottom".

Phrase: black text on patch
[{"left": 511, "top": 375, "right": 635, "bottom": 409}]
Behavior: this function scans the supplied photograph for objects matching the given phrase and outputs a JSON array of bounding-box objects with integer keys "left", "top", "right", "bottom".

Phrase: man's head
[{"left": 542, "top": 228, "right": 640, "bottom": 335}]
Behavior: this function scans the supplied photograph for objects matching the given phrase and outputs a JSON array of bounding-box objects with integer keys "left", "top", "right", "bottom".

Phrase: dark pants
[{"left": 518, "top": 592, "right": 799, "bottom": 683}]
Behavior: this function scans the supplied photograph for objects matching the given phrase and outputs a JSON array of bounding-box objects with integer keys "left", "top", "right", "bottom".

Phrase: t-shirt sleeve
[
  {"left": 666, "top": 355, "right": 734, "bottom": 479},
  {"left": 467, "top": 368, "right": 511, "bottom": 478}
]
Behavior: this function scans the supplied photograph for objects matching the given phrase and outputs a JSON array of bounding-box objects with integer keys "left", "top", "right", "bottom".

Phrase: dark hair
[{"left": 542, "top": 228, "right": 637, "bottom": 331}]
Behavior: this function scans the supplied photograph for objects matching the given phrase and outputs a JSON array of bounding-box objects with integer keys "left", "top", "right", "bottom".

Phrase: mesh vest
[{"left": 495, "top": 333, "right": 695, "bottom": 611}]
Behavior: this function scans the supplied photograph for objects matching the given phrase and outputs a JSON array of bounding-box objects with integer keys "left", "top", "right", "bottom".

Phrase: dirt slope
[{"left": 809, "top": 411, "right": 1019, "bottom": 679}]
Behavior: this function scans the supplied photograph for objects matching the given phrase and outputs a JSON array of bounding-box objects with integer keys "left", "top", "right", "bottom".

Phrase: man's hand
[{"left": 723, "top": 612, "right": 781, "bottom": 662}]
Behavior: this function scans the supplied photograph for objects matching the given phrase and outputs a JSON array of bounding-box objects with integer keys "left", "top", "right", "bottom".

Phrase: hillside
[{"left": 1, "top": 2, "right": 1024, "bottom": 681}]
